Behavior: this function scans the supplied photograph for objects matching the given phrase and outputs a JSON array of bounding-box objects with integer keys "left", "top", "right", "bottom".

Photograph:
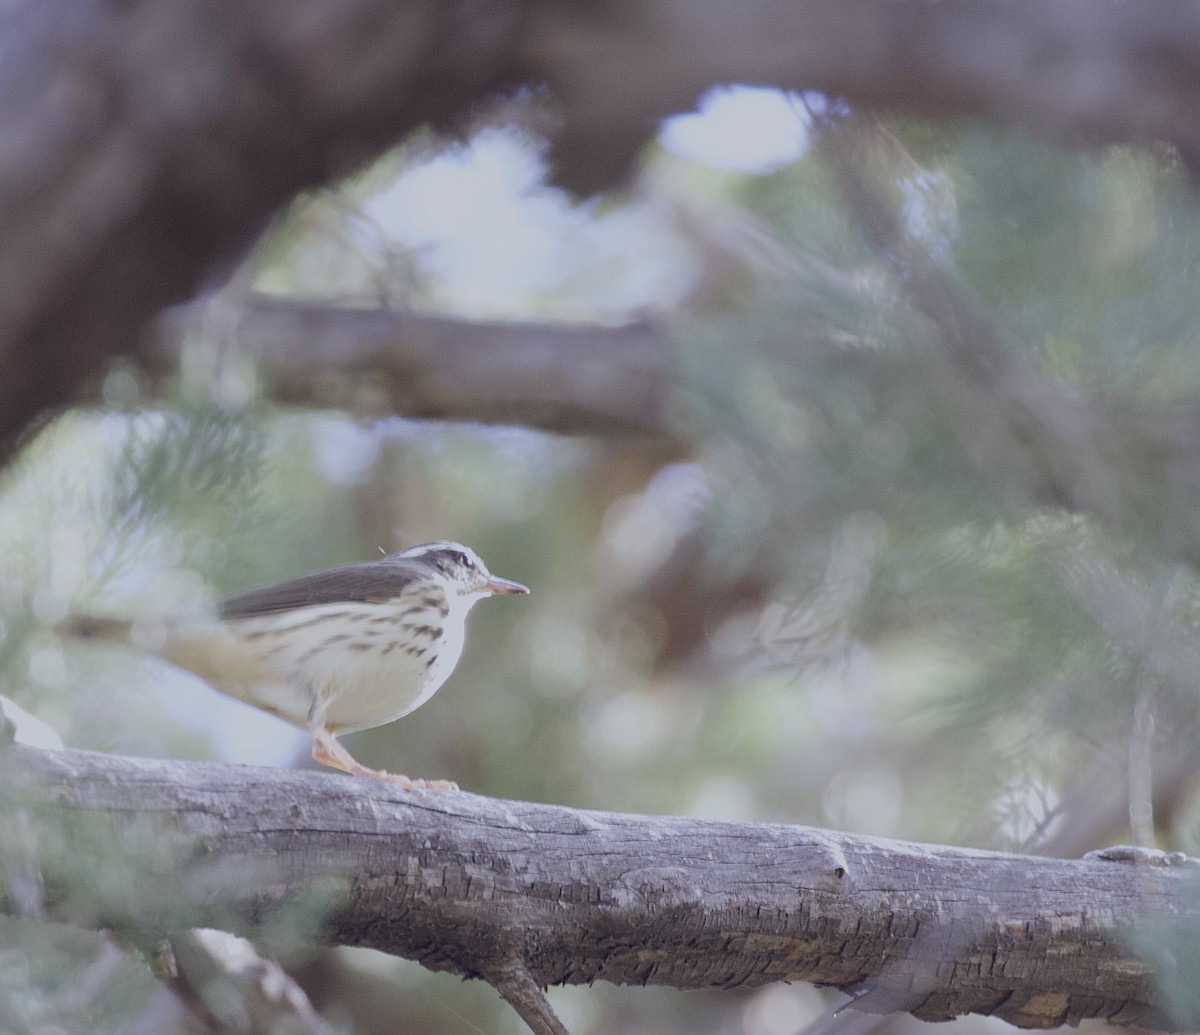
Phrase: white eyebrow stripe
[{"left": 396, "top": 542, "right": 483, "bottom": 567}]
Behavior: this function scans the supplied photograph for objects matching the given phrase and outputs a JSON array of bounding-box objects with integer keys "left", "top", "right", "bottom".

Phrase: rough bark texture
[
  {"left": 3, "top": 745, "right": 1196, "bottom": 1032},
  {"left": 151, "top": 295, "right": 678, "bottom": 437},
  {"left": 7, "top": 0, "right": 1200, "bottom": 449}
]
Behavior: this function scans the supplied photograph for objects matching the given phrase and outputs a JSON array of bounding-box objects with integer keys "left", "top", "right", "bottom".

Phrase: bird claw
[
  {"left": 308, "top": 724, "right": 458, "bottom": 790},
  {"left": 365, "top": 767, "right": 459, "bottom": 792},
  {"left": 402, "top": 776, "right": 460, "bottom": 792}
]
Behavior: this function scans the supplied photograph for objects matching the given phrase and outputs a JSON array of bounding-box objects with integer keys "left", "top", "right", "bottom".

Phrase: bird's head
[{"left": 394, "top": 541, "right": 529, "bottom": 601}]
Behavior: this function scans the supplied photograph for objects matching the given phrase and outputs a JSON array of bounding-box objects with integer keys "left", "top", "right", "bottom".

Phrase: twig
[{"left": 491, "top": 961, "right": 570, "bottom": 1035}]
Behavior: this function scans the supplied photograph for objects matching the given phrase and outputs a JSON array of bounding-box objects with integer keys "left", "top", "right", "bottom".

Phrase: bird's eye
[{"left": 454, "top": 551, "right": 470, "bottom": 568}]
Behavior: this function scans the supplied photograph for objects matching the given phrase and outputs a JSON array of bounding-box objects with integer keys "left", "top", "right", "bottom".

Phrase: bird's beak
[{"left": 486, "top": 575, "right": 529, "bottom": 595}]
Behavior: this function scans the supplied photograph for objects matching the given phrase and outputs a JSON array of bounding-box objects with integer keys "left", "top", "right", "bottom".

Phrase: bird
[{"left": 71, "top": 541, "right": 528, "bottom": 789}]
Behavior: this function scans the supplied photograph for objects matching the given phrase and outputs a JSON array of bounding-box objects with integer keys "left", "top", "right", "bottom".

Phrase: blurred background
[{"left": 4, "top": 88, "right": 1200, "bottom": 1033}]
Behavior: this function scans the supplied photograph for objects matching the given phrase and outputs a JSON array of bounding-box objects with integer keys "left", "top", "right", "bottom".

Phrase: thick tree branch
[
  {"left": 0, "top": 0, "right": 524, "bottom": 450},
  {"left": 1, "top": 745, "right": 1195, "bottom": 1033},
  {"left": 151, "top": 295, "right": 678, "bottom": 437},
  {"left": 526, "top": 0, "right": 1200, "bottom": 193},
  {"left": 8, "top": 0, "right": 1200, "bottom": 448}
]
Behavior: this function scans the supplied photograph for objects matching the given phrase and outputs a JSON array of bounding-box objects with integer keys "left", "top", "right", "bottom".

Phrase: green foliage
[
  {"left": 0, "top": 790, "right": 349, "bottom": 1034},
  {"left": 0, "top": 917, "right": 158, "bottom": 1034},
  {"left": 97, "top": 406, "right": 269, "bottom": 590},
  {"left": 0, "top": 407, "right": 275, "bottom": 763},
  {"left": 675, "top": 124, "right": 1200, "bottom": 857},
  {"left": 1129, "top": 875, "right": 1200, "bottom": 1032}
]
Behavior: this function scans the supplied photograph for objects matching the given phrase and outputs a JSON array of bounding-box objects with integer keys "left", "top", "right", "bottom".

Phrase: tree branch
[
  {"left": 0, "top": 0, "right": 524, "bottom": 449},
  {"left": 163, "top": 928, "right": 339, "bottom": 1035},
  {"left": 818, "top": 119, "right": 1121, "bottom": 523},
  {"left": 1, "top": 745, "right": 1193, "bottom": 1033},
  {"left": 489, "top": 960, "right": 569, "bottom": 1035},
  {"left": 8, "top": 0, "right": 1200, "bottom": 448},
  {"left": 151, "top": 295, "right": 678, "bottom": 437},
  {"left": 526, "top": 0, "right": 1200, "bottom": 193}
]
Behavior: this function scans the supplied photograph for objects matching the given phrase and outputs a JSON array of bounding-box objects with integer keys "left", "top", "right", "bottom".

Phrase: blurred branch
[
  {"left": 162, "top": 928, "right": 339, "bottom": 1035},
  {"left": 1021, "top": 744, "right": 1200, "bottom": 860},
  {"left": 527, "top": 0, "right": 1200, "bottom": 193},
  {"left": 8, "top": 1, "right": 1200, "bottom": 452},
  {"left": 151, "top": 295, "right": 679, "bottom": 437},
  {"left": 819, "top": 118, "right": 1123, "bottom": 522},
  {"left": 0, "top": 0, "right": 524, "bottom": 451},
  {"left": 4, "top": 745, "right": 1194, "bottom": 1033}
]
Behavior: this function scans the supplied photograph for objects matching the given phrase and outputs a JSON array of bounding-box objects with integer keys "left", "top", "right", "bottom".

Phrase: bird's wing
[{"left": 219, "top": 562, "right": 427, "bottom": 619}]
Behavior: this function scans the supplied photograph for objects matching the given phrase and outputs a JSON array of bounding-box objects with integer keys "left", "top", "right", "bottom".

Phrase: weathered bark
[
  {"left": 151, "top": 295, "right": 678, "bottom": 437},
  {"left": 8, "top": 0, "right": 1200, "bottom": 449},
  {"left": 2, "top": 744, "right": 1194, "bottom": 1033}
]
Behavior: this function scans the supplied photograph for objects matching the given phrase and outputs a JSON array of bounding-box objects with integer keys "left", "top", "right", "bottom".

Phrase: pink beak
[{"left": 486, "top": 576, "right": 529, "bottom": 595}]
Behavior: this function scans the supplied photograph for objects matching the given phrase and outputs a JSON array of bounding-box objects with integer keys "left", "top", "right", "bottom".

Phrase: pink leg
[{"left": 306, "top": 720, "right": 458, "bottom": 791}]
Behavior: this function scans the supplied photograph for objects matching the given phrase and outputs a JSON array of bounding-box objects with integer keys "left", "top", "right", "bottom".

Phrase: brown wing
[{"left": 219, "top": 560, "right": 426, "bottom": 619}]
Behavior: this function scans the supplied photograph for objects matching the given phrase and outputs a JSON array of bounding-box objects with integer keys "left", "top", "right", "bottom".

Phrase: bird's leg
[
  {"left": 305, "top": 719, "right": 458, "bottom": 792},
  {"left": 307, "top": 721, "right": 371, "bottom": 775}
]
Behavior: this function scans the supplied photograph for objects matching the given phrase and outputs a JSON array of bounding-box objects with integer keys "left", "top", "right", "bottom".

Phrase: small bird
[{"left": 73, "top": 541, "right": 528, "bottom": 789}]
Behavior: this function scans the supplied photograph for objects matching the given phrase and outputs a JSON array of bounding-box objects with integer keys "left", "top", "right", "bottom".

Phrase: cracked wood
[{"left": 1, "top": 745, "right": 1194, "bottom": 1030}]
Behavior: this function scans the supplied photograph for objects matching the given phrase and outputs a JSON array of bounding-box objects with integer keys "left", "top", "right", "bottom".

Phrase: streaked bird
[{"left": 73, "top": 541, "right": 528, "bottom": 789}]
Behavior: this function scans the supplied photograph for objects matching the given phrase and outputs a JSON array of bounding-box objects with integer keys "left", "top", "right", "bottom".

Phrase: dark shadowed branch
[
  {"left": 526, "top": 0, "right": 1200, "bottom": 193},
  {"left": 1, "top": 745, "right": 1195, "bottom": 1033},
  {"left": 0, "top": 0, "right": 524, "bottom": 450},
  {"left": 8, "top": 0, "right": 1200, "bottom": 447},
  {"left": 151, "top": 295, "right": 678, "bottom": 437}
]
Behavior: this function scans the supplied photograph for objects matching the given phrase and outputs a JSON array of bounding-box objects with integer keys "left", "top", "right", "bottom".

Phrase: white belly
[{"left": 158, "top": 600, "right": 469, "bottom": 734}]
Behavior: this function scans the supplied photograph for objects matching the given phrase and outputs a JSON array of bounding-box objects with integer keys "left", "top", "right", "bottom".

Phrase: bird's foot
[
  {"left": 308, "top": 723, "right": 458, "bottom": 791},
  {"left": 365, "top": 767, "right": 459, "bottom": 792},
  {"left": 1084, "top": 844, "right": 1198, "bottom": 867}
]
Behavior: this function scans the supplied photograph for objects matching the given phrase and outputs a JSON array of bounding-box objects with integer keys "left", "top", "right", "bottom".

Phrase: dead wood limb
[
  {"left": 0, "top": 745, "right": 1194, "bottom": 1032},
  {"left": 151, "top": 294, "right": 679, "bottom": 438}
]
